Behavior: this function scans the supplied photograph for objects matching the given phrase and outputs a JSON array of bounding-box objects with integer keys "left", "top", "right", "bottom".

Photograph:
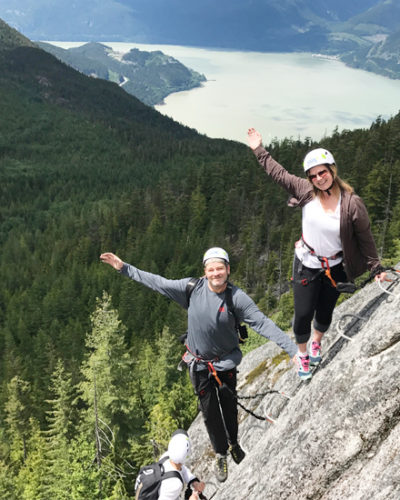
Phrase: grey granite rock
[{"left": 186, "top": 268, "right": 400, "bottom": 500}]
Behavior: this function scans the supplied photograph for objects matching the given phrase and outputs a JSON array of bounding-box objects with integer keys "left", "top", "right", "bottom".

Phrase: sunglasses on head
[{"left": 308, "top": 168, "right": 329, "bottom": 181}]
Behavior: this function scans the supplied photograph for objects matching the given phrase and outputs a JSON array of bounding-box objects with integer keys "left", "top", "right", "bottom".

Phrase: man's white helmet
[
  {"left": 168, "top": 430, "right": 191, "bottom": 464},
  {"left": 203, "top": 247, "right": 229, "bottom": 265},
  {"left": 303, "top": 148, "right": 335, "bottom": 173}
]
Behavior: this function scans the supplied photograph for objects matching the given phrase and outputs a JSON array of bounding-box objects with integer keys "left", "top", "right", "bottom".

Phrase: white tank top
[{"left": 296, "top": 195, "right": 343, "bottom": 269}]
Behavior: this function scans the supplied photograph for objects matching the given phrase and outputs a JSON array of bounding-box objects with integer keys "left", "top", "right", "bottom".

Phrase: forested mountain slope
[
  {"left": 0, "top": 17, "right": 34, "bottom": 50},
  {"left": 0, "top": 19, "right": 400, "bottom": 497}
]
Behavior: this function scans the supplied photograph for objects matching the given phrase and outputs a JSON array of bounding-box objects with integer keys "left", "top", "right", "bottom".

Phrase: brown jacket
[{"left": 253, "top": 146, "right": 382, "bottom": 281}]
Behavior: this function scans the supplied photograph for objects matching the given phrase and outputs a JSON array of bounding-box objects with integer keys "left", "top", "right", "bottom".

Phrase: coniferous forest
[{"left": 1, "top": 22, "right": 400, "bottom": 498}]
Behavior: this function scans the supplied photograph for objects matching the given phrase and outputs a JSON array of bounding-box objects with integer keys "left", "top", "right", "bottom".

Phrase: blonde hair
[{"left": 309, "top": 164, "right": 354, "bottom": 196}]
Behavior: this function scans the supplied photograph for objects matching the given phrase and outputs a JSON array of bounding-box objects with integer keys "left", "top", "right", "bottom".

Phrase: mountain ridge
[
  {"left": 0, "top": 17, "right": 35, "bottom": 51},
  {"left": 36, "top": 41, "right": 206, "bottom": 106},
  {"left": 1, "top": 1, "right": 400, "bottom": 79},
  {"left": 1, "top": 1, "right": 379, "bottom": 45}
]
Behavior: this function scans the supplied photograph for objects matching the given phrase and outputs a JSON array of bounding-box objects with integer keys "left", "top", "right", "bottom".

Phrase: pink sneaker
[
  {"left": 310, "top": 341, "right": 322, "bottom": 366},
  {"left": 295, "top": 353, "right": 312, "bottom": 380}
]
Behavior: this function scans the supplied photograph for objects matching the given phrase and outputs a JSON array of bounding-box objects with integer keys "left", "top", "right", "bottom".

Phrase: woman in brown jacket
[{"left": 247, "top": 128, "right": 387, "bottom": 380}]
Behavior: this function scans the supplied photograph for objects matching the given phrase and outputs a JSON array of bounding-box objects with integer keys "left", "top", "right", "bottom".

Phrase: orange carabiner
[
  {"left": 207, "top": 362, "right": 223, "bottom": 387},
  {"left": 320, "top": 257, "right": 337, "bottom": 288}
]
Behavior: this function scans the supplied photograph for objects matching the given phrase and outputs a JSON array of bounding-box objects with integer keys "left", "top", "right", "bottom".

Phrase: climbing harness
[
  {"left": 182, "top": 329, "right": 288, "bottom": 424},
  {"left": 294, "top": 235, "right": 342, "bottom": 288},
  {"left": 293, "top": 237, "right": 398, "bottom": 294}
]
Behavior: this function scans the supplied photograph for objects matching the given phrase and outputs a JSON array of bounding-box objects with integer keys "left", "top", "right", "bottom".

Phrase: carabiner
[{"left": 207, "top": 362, "right": 223, "bottom": 387}]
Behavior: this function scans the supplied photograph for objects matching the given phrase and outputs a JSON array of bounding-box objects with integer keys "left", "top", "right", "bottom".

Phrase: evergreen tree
[
  {"left": 0, "top": 459, "right": 16, "bottom": 498},
  {"left": 4, "top": 376, "right": 32, "bottom": 464},
  {"left": 14, "top": 419, "right": 47, "bottom": 500},
  {"left": 40, "top": 359, "right": 78, "bottom": 499},
  {"left": 79, "top": 292, "right": 138, "bottom": 496}
]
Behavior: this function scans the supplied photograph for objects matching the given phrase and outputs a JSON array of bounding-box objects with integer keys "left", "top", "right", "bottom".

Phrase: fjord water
[{"left": 53, "top": 41, "right": 400, "bottom": 144}]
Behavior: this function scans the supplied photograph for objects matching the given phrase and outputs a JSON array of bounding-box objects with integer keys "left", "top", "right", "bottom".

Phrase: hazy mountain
[
  {"left": 343, "top": 0, "right": 400, "bottom": 34},
  {"left": 3, "top": 1, "right": 400, "bottom": 79},
  {"left": 341, "top": 28, "right": 400, "bottom": 80},
  {"left": 328, "top": 1, "right": 400, "bottom": 78},
  {"left": 1, "top": 0, "right": 381, "bottom": 50},
  {"left": 37, "top": 41, "right": 206, "bottom": 106}
]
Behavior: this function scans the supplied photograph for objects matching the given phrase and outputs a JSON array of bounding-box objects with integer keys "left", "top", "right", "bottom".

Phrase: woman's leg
[
  {"left": 313, "top": 262, "right": 347, "bottom": 333},
  {"left": 292, "top": 256, "right": 323, "bottom": 346},
  {"left": 311, "top": 263, "right": 348, "bottom": 364}
]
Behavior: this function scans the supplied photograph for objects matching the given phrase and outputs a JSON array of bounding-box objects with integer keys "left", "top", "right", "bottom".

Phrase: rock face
[{"left": 186, "top": 269, "right": 400, "bottom": 499}]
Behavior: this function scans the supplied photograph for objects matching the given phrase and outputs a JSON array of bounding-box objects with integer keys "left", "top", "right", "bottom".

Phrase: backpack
[
  {"left": 185, "top": 278, "right": 248, "bottom": 343},
  {"left": 135, "top": 456, "right": 183, "bottom": 500}
]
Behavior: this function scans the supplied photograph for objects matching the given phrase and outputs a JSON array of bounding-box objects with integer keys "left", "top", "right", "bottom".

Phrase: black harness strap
[{"left": 300, "top": 234, "right": 343, "bottom": 262}]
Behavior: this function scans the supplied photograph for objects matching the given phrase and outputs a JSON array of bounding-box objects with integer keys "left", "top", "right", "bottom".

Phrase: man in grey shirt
[{"left": 100, "top": 247, "right": 297, "bottom": 483}]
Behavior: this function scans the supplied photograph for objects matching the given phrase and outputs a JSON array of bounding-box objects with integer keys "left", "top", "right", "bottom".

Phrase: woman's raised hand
[{"left": 247, "top": 128, "right": 262, "bottom": 150}]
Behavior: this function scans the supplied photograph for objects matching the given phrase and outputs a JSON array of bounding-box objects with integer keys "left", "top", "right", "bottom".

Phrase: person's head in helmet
[
  {"left": 303, "top": 148, "right": 353, "bottom": 196},
  {"left": 203, "top": 247, "right": 230, "bottom": 293},
  {"left": 168, "top": 429, "right": 191, "bottom": 465}
]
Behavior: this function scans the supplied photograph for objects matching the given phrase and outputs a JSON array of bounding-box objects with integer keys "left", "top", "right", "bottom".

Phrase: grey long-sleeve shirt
[{"left": 120, "top": 263, "right": 297, "bottom": 370}]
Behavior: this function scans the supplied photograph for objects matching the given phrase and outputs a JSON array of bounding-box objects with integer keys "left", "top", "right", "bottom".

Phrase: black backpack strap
[
  {"left": 225, "top": 283, "right": 248, "bottom": 344},
  {"left": 162, "top": 470, "right": 183, "bottom": 483},
  {"left": 185, "top": 277, "right": 199, "bottom": 307},
  {"left": 225, "top": 283, "right": 239, "bottom": 328},
  {"left": 159, "top": 455, "right": 183, "bottom": 484}
]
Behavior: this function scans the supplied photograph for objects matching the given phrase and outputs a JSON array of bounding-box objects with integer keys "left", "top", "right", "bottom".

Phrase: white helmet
[
  {"left": 203, "top": 247, "right": 229, "bottom": 265},
  {"left": 303, "top": 148, "right": 335, "bottom": 173},
  {"left": 168, "top": 430, "right": 191, "bottom": 464}
]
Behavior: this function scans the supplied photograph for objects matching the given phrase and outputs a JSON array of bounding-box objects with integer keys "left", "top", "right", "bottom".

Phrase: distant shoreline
[{"left": 312, "top": 53, "right": 339, "bottom": 61}]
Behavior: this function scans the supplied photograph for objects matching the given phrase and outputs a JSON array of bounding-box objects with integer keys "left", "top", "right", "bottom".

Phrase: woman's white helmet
[
  {"left": 203, "top": 247, "right": 229, "bottom": 265},
  {"left": 303, "top": 148, "right": 335, "bottom": 173},
  {"left": 168, "top": 430, "right": 191, "bottom": 464}
]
